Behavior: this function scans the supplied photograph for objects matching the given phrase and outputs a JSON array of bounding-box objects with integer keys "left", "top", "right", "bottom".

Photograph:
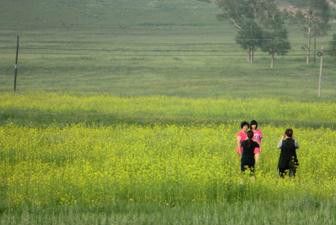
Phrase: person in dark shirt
[
  {"left": 241, "top": 130, "right": 260, "bottom": 175},
  {"left": 277, "top": 128, "right": 299, "bottom": 178}
]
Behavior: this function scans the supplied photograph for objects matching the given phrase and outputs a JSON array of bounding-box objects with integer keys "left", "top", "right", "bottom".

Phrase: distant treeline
[{"left": 202, "top": 0, "right": 336, "bottom": 68}]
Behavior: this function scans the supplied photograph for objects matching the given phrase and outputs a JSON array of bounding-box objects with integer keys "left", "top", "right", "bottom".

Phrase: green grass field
[
  {"left": 1, "top": 24, "right": 336, "bottom": 100},
  {"left": 0, "top": 1, "right": 335, "bottom": 100},
  {"left": 1, "top": 0, "right": 336, "bottom": 224}
]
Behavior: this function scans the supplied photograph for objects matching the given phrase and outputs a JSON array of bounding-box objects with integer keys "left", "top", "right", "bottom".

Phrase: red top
[
  {"left": 236, "top": 130, "right": 248, "bottom": 154},
  {"left": 253, "top": 129, "right": 263, "bottom": 144}
]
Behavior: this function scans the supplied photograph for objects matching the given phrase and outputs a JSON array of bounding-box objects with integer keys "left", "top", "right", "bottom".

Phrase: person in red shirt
[
  {"left": 236, "top": 121, "right": 250, "bottom": 157},
  {"left": 250, "top": 120, "right": 263, "bottom": 163}
]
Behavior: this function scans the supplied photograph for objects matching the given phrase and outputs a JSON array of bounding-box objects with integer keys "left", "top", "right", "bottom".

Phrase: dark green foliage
[
  {"left": 236, "top": 20, "right": 263, "bottom": 51},
  {"left": 261, "top": 29, "right": 290, "bottom": 56},
  {"left": 309, "top": 0, "right": 331, "bottom": 37},
  {"left": 328, "top": 33, "right": 336, "bottom": 56},
  {"left": 260, "top": 14, "right": 291, "bottom": 68},
  {"left": 216, "top": 0, "right": 290, "bottom": 64}
]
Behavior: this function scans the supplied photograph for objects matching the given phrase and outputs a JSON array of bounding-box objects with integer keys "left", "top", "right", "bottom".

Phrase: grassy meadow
[
  {"left": 0, "top": 0, "right": 335, "bottom": 100},
  {"left": 1, "top": 0, "right": 336, "bottom": 224},
  {"left": 1, "top": 25, "right": 336, "bottom": 100}
]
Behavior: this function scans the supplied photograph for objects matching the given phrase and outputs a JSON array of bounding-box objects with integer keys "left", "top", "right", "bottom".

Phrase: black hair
[
  {"left": 285, "top": 128, "right": 293, "bottom": 138},
  {"left": 240, "top": 121, "right": 250, "bottom": 129},
  {"left": 247, "top": 130, "right": 254, "bottom": 139},
  {"left": 250, "top": 120, "right": 258, "bottom": 129}
]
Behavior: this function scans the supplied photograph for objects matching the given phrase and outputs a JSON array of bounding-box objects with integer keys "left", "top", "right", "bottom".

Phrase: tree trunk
[
  {"left": 313, "top": 36, "right": 317, "bottom": 64},
  {"left": 271, "top": 53, "right": 274, "bottom": 69},
  {"left": 306, "top": 26, "right": 311, "bottom": 65},
  {"left": 251, "top": 49, "right": 254, "bottom": 64},
  {"left": 318, "top": 47, "right": 324, "bottom": 97},
  {"left": 247, "top": 48, "right": 253, "bottom": 64}
]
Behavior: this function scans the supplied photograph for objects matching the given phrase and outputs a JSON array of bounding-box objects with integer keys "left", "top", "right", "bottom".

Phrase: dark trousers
[
  {"left": 279, "top": 167, "right": 296, "bottom": 178},
  {"left": 279, "top": 157, "right": 298, "bottom": 178},
  {"left": 241, "top": 163, "right": 255, "bottom": 175}
]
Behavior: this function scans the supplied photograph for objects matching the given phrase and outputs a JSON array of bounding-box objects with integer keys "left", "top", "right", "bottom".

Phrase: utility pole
[
  {"left": 14, "top": 34, "right": 20, "bottom": 93},
  {"left": 317, "top": 46, "right": 324, "bottom": 98}
]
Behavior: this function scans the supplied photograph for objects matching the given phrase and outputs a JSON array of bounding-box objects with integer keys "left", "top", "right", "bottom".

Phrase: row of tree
[{"left": 201, "top": 0, "right": 333, "bottom": 68}]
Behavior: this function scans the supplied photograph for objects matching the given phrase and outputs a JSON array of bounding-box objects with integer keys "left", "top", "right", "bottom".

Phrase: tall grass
[{"left": 0, "top": 93, "right": 335, "bottom": 224}]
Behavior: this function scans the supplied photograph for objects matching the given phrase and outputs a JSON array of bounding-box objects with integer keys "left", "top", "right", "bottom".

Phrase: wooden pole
[
  {"left": 318, "top": 47, "right": 324, "bottom": 98},
  {"left": 14, "top": 34, "right": 20, "bottom": 93}
]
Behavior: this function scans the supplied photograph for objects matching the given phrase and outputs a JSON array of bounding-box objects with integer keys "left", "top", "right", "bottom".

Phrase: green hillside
[
  {"left": 1, "top": 0, "right": 334, "bottom": 30},
  {"left": 0, "top": 0, "right": 335, "bottom": 100},
  {"left": 0, "top": 0, "right": 222, "bottom": 30}
]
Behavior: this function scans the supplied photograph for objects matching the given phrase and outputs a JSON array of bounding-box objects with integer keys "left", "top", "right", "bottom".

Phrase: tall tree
[
  {"left": 295, "top": 0, "right": 331, "bottom": 64},
  {"left": 311, "top": 0, "right": 331, "bottom": 63},
  {"left": 328, "top": 33, "right": 336, "bottom": 57},
  {"left": 216, "top": 0, "right": 258, "bottom": 63},
  {"left": 235, "top": 20, "right": 262, "bottom": 64},
  {"left": 215, "top": 0, "right": 281, "bottom": 63},
  {"left": 260, "top": 14, "right": 291, "bottom": 69}
]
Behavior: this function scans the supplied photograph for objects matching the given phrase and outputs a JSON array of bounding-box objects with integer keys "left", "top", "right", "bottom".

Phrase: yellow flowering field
[{"left": 0, "top": 93, "right": 335, "bottom": 224}]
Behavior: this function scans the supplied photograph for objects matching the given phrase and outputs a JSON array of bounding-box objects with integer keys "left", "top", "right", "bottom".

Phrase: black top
[
  {"left": 278, "top": 138, "right": 299, "bottom": 169},
  {"left": 241, "top": 139, "right": 259, "bottom": 164}
]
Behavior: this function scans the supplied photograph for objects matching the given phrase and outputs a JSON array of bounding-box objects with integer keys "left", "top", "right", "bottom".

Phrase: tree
[
  {"left": 216, "top": 0, "right": 259, "bottom": 63},
  {"left": 295, "top": 0, "right": 331, "bottom": 64},
  {"left": 260, "top": 14, "right": 291, "bottom": 69},
  {"left": 311, "top": 0, "right": 331, "bottom": 63},
  {"left": 328, "top": 33, "right": 336, "bottom": 57},
  {"left": 215, "top": 0, "right": 282, "bottom": 64},
  {"left": 203, "top": 0, "right": 292, "bottom": 65},
  {"left": 235, "top": 20, "right": 262, "bottom": 64}
]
